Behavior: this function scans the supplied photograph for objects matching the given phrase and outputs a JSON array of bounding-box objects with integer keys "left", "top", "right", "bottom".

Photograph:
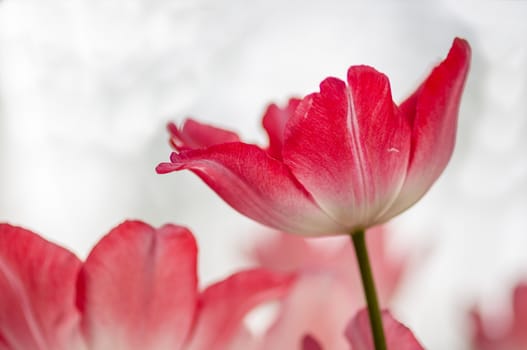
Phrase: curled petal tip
[
  {"left": 451, "top": 37, "right": 472, "bottom": 68},
  {"left": 453, "top": 37, "right": 471, "bottom": 52},
  {"left": 167, "top": 121, "right": 179, "bottom": 135},
  {"left": 156, "top": 162, "right": 179, "bottom": 174}
]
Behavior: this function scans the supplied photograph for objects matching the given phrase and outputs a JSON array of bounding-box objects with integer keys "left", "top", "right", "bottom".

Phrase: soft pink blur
[
  {"left": 247, "top": 226, "right": 410, "bottom": 349},
  {"left": 471, "top": 283, "right": 527, "bottom": 350}
]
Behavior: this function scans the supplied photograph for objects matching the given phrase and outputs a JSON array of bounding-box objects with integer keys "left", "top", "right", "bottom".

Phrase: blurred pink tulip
[
  {"left": 0, "top": 222, "right": 293, "bottom": 350},
  {"left": 471, "top": 283, "right": 527, "bottom": 350},
  {"left": 158, "top": 38, "right": 471, "bottom": 236},
  {"left": 0, "top": 221, "right": 425, "bottom": 349},
  {"left": 251, "top": 225, "right": 405, "bottom": 305},
  {"left": 345, "top": 309, "right": 424, "bottom": 350},
  {"left": 243, "top": 226, "right": 412, "bottom": 349},
  {"left": 300, "top": 310, "right": 423, "bottom": 350}
]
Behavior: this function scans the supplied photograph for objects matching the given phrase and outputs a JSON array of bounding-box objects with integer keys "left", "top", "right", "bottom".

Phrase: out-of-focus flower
[
  {"left": 157, "top": 38, "right": 471, "bottom": 236},
  {"left": 0, "top": 222, "right": 293, "bottom": 350},
  {"left": 251, "top": 225, "right": 404, "bottom": 304},
  {"left": 471, "top": 283, "right": 527, "bottom": 350},
  {"left": 246, "top": 226, "right": 409, "bottom": 349},
  {"left": 298, "top": 310, "right": 424, "bottom": 350},
  {"left": 0, "top": 221, "right": 423, "bottom": 349},
  {"left": 344, "top": 309, "right": 424, "bottom": 350}
]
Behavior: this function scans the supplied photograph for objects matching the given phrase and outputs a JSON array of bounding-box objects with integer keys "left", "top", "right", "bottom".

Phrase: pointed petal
[
  {"left": 283, "top": 68, "right": 410, "bottom": 229},
  {"left": 77, "top": 221, "right": 198, "bottom": 350},
  {"left": 185, "top": 269, "right": 295, "bottom": 350},
  {"left": 469, "top": 308, "right": 494, "bottom": 350},
  {"left": 302, "top": 334, "right": 323, "bottom": 350},
  {"left": 471, "top": 283, "right": 527, "bottom": 350},
  {"left": 346, "top": 309, "right": 424, "bottom": 350},
  {"left": 168, "top": 119, "right": 240, "bottom": 151},
  {"left": 262, "top": 98, "right": 301, "bottom": 159},
  {"left": 157, "top": 143, "right": 345, "bottom": 235},
  {"left": 383, "top": 38, "right": 471, "bottom": 219},
  {"left": 0, "top": 224, "right": 82, "bottom": 350}
]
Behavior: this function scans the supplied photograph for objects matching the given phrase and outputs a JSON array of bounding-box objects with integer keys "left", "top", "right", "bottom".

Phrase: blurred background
[{"left": 1, "top": 1, "right": 526, "bottom": 348}]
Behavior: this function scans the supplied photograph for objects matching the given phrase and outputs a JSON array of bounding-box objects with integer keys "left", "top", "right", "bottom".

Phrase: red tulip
[
  {"left": 157, "top": 38, "right": 471, "bottom": 236},
  {"left": 0, "top": 222, "right": 294, "bottom": 350}
]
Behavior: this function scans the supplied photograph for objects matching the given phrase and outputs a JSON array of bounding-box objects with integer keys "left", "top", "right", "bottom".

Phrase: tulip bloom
[
  {"left": 471, "top": 283, "right": 527, "bottom": 350},
  {"left": 248, "top": 226, "right": 409, "bottom": 349},
  {"left": 300, "top": 310, "right": 423, "bottom": 350},
  {"left": 0, "top": 222, "right": 293, "bottom": 350},
  {"left": 251, "top": 226, "right": 405, "bottom": 304},
  {"left": 157, "top": 38, "right": 471, "bottom": 236}
]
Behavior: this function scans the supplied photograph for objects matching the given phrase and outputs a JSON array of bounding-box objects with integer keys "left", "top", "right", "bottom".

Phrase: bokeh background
[{"left": 1, "top": 1, "right": 526, "bottom": 348}]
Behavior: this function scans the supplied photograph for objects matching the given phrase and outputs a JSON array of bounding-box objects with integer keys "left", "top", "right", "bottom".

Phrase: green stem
[{"left": 351, "top": 229, "right": 386, "bottom": 350}]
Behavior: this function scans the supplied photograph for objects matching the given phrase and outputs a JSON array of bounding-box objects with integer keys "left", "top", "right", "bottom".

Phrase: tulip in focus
[
  {"left": 157, "top": 38, "right": 471, "bottom": 236},
  {"left": 471, "top": 283, "right": 527, "bottom": 350}
]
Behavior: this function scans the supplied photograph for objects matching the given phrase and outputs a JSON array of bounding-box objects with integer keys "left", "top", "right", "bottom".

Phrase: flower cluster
[
  {"left": 0, "top": 37, "right": 480, "bottom": 349},
  {"left": 0, "top": 222, "right": 420, "bottom": 350}
]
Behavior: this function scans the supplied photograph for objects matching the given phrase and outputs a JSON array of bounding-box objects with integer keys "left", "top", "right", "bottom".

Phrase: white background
[{"left": 1, "top": 1, "right": 527, "bottom": 348}]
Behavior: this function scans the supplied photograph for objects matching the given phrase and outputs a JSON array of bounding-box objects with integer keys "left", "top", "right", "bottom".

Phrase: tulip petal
[
  {"left": 512, "top": 284, "right": 527, "bottom": 339},
  {"left": 302, "top": 334, "right": 323, "bottom": 350},
  {"left": 168, "top": 119, "right": 241, "bottom": 151},
  {"left": 283, "top": 68, "right": 410, "bottom": 229},
  {"left": 77, "top": 221, "right": 198, "bottom": 350},
  {"left": 346, "top": 309, "right": 424, "bottom": 350},
  {"left": 185, "top": 269, "right": 295, "bottom": 350},
  {"left": 471, "top": 283, "right": 527, "bottom": 350},
  {"left": 382, "top": 38, "right": 471, "bottom": 220},
  {"left": 251, "top": 226, "right": 405, "bottom": 305},
  {"left": 157, "top": 143, "right": 346, "bottom": 235},
  {"left": 0, "top": 224, "right": 82, "bottom": 350},
  {"left": 261, "top": 274, "right": 354, "bottom": 350},
  {"left": 262, "top": 98, "right": 301, "bottom": 159}
]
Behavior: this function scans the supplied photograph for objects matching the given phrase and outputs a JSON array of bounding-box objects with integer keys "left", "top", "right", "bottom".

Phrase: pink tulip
[
  {"left": 0, "top": 222, "right": 424, "bottom": 349},
  {"left": 300, "top": 310, "right": 423, "bottom": 350},
  {"left": 345, "top": 309, "right": 424, "bottom": 350},
  {"left": 157, "top": 38, "right": 471, "bottom": 236},
  {"left": 251, "top": 226, "right": 405, "bottom": 305},
  {"left": 0, "top": 222, "right": 294, "bottom": 350},
  {"left": 246, "top": 226, "right": 409, "bottom": 349},
  {"left": 471, "top": 283, "right": 527, "bottom": 350}
]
